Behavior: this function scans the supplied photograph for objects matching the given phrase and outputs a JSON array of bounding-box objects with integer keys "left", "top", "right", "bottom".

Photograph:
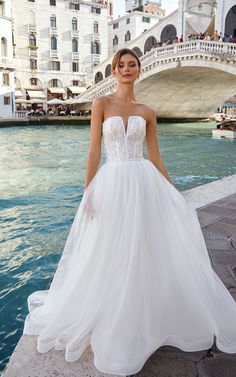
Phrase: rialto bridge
[{"left": 79, "top": 0, "right": 236, "bottom": 120}]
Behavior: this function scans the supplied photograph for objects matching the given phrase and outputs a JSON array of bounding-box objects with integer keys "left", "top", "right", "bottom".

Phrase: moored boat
[{"left": 212, "top": 120, "right": 236, "bottom": 139}]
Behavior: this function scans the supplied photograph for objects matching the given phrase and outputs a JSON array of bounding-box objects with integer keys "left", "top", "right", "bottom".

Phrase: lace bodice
[{"left": 102, "top": 116, "right": 146, "bottom": 162}]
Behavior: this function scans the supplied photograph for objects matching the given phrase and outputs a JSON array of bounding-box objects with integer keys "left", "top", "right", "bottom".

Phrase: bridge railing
[{"left": 81, "top": 41, "right": 236, "bottom": 100}]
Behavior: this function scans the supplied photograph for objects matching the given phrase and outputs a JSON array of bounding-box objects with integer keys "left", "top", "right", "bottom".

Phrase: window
[
  {"left": 3, "top": 73, "right": 9, "bottom": 86},
  {"left": 72, "top": 61, "right": 79, "bottom": 72},
  {"left": 72, "top": 38, "right": 78, "bottom": 52},
  {"left": 52, "top": 78, "right": 58, "bottom": 87},
  {"left": 30, "top": 59, "right": 37, "bottom": 69},
  {"left": 72, "top": 80, "right": 79, "bottom": 86},
  {"left": 30, "top": 78, "right": 37, "bottom": 86},
  {"left": 93, "top": 21, "right": 98, "bottom": 34},
  {"left": 29, "top": 34, "right": 36, "bottom": 46},
  {"left": 70, "top": 2, "right": 80, "bottom": 10},
  {"left": 0, "top": 1, "right": 5, "bottom": 16},
  {"left": 125, "top": 30, "right": 131, "bottom": 42},
  {"left": 1, "top": 37, "right": 7, "bottom": 56},
  {"left": 142, "top": 16, "right": 150, "bottom": 23},
  {"left": 126, "top": 18, "right": 130, "bottom": 24},
  {"left": 113, "top": 35, "right": 118, "bottom": 46},
  {"left": 50, "top": 0, "right": 56, "bottom": 6},
  {"left": 72, "top": 17, "right": 77, "bottom": 30},
  {"left": 91, "top": 7, "right": 101, "bottom": 14},
  {"left": 4, "top": 96, "right": 10, "bottom": 105},
  {"left": 51, "top": 36, "right": 57, "bottom": 50},
  {"left": 91, "top": 41, "right": 100, "bottom": 54},
  {"left": 113, "top": 22, "right": 118, "bottom": 29},
  {"left": 50, "top": 61, "right": 60, "bottom": 70},
  {"left": 50, "top": 15, "right": 56, "bottom": 27}
]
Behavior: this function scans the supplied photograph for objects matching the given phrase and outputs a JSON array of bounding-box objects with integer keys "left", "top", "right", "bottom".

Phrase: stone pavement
[{"left": 2, "top": 184, "right": 236, "bottom": 377}]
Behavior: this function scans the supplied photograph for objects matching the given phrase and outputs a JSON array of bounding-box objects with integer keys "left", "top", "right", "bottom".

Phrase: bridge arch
[
  {"left": 105, "top": 64, "right": 111, "bottom": 77},
  {"left": 144, "top": 36, "right": 158, "bottom": 54},
  {"left": 160, "top": 24, "right": 177, "bottom": 42},
  {"left": 225, "top": 5, "right": 236, "bottom": 37},
  {"left": 132, "top": 46, "right": 142, "bottom": 57},
  {"left": 95, "top": 71, "right": 103, "bottom": 84}
]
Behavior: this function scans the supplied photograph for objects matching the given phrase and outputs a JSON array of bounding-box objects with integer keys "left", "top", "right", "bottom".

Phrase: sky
[{"left": 113, "top": 0, "right": 179, "bottom": 18}]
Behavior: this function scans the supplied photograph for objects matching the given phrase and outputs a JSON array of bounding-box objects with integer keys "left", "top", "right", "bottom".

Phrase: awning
[
  {"left": 27, "top": 90, "right": 46, "bottom": 99},
  {"left": 67, "top": 86, "right": 87, "bottom": 94},
  {"left": 15, "top": 90, "right": 23, "bottom": 98},
  {"left": 48, "top": 87, "right": 66, "bottom": 94}
]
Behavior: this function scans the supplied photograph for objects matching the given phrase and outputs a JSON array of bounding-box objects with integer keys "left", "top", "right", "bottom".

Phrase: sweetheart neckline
[{"left": 102, "top": 115, "right": 146, "bottom": 135}]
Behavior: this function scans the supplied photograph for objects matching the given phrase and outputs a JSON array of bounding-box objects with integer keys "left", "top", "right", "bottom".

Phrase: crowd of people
[{"left": 156, "top": 31, "right": 236, "bottom": 47}]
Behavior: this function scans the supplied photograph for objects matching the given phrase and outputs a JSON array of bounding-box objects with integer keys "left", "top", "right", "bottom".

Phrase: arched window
[
  {"left": 1, "top": 37, "right": 7, "bottom": 56},
  {"left": 29, "top": 34, "right": 36, "bottom": 46},
  {"left": 50, "top": 14, "right": 56, "bottom": 27},
  {"left": 51, "top": 36, "right": 57, "bottom": 50},
  {"left": 72, "top": 38, "right": 78, "bottom": 52},
  {"left": 113, "top": 35, "right": 118, "bottom": 46},
  {"left": 125, "top": 30, "right": 131, "bottom": 42},
  {"left": 28, "top": 10, "right": 35, "bottom": 26},
  {"left": 0, "top": 1, "right": 5, "bottom": 16},
  {"left": 93, "top": 21, "right": 98, "bottom": 34},
  {"left": 72, "top": 17, "right": 77, "bottom": 31},
  {"left": 91, "top": 41, "right": 100, "bottom": 54}
]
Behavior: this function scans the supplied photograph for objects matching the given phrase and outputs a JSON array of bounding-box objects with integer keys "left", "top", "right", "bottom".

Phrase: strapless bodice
[{"left": 102, "top": 116, "right": 146, "bottom": 162}]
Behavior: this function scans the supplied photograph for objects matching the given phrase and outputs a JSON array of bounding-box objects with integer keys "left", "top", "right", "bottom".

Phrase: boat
[
  {"left": 212, "top": 120, "right": 236, "bottom": 139},
  {"left": 213, "top": 112, "right": 231, "bottom": 122}
]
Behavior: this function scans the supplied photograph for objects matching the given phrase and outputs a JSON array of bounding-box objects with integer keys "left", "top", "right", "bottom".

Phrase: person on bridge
[{"left": 23, "top": 47, "right": 236, "bottom": 375}]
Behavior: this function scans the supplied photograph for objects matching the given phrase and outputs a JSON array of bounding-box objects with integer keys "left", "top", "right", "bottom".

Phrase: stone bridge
[{"left": 79, "top": 40, "right": 236, "bottom": 120}]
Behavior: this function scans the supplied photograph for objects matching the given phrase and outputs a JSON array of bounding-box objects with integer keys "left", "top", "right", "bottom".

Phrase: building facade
[
  {"left": 11, "top": 0, "right": 110, "bottom": 104},
  {"left": 0, "top": 0, "right": 15, "bottom": 118},
  {"left": 125, "top": 0, "right": 162, "bottom": 13},
  {"left": 109, "top": 10, "right": 163, "bottom": 56}
]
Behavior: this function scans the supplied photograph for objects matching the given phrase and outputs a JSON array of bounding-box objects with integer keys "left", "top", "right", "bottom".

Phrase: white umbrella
[
  {"left": 73, "top": 98, "right": 92, "bottom": 104},
  {"left": 47, "top": 98, "right": 65, "bottom": 105},
  {"left": 64, "top": 98, "right": 79, "bottom": 105},
  {"left": 15, "top": 98, "right": 31, "bottom": 104},
  {"left": 29, "top": 98, "right": 46, "bottom": 104}
]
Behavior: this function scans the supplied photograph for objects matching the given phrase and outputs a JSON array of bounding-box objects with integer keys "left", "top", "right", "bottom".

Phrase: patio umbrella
[
  {"left": 73, "top": 98, "right": 92, "bottom": 104},
  {"left": 47, "top": 98, "right": 65, "bottom": 105},
  {"left": 15, "top": 98, "right": 31, "bottom": 104},
  {"left": 29, "top": 98, "right": 46, "bottom": 104}
]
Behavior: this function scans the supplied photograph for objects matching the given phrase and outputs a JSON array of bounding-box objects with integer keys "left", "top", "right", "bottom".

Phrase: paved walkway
[{"left": 2, "top": 181, "right": 236, "bottom": 377}]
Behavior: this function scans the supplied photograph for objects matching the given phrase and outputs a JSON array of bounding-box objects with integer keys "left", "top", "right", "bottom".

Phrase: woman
[{"left": 23, "top": 48, "right": 236, "bottom": 375}]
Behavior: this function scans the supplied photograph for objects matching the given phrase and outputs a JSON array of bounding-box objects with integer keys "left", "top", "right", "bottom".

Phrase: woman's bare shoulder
[
  {"left": 92, "top": 95, "right": 111, "bottom": 105},
  {"left": 136, "top": 102, "right": 156, "bottom": 121}
]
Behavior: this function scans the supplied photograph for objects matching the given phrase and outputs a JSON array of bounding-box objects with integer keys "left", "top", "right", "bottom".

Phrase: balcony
[
  {"left": 49, "top": 26, "right": 58, "bottom": 35},
  {"left": 28, "top": 46, "right": 38, "bottom": 58},
  {"left": 28, "top": 24, "right": 36, "bottom": 33},
  {"left": 72, "top": 52, "right": 79, "bottom": 60},
  {"left": 0, "top": 57, "right": 15, "bottom": 69},
  {"left": 71, "top": 29, "right": 79, "bottom": 38},
  {"left": 50, "top": 50, "right": 59, "bottom": 59},
  {"left": 92, "top": 54, "right": 100, "bottom": 64},
  {"left": 93, "top": 33, "right": 100, "bottom": 42}
]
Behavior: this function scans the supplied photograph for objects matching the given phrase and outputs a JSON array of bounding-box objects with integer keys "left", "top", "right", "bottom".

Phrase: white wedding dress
[{"left": 23, "top": 115, "right": 236, "bottom": 375}]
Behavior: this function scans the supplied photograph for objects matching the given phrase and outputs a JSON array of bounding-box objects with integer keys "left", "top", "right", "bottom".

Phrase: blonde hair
[{"left": 111, "top": 48, "right": 141, "bottom": 73}]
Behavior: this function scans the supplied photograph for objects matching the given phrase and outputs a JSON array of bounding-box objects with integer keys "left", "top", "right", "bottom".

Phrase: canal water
[{"left": 0, "top": 122, "right": 235, "bottom": 372}]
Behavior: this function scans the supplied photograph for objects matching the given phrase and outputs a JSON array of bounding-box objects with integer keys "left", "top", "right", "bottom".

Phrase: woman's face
[{"left": 113, "top": 53, "right": 140, "bottom": 83}]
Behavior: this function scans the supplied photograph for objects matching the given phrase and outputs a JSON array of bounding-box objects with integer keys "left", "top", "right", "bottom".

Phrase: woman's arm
[
  {"left": 84, "top": 97, "right": 104, "bottom": 190},
  {"left": 146, "top": 109, "right": 173, "bottom": 185}
]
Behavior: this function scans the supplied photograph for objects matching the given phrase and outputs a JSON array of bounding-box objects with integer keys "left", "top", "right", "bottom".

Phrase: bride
[{"left": 23, "top": 48, "right": 236, "bottom": 376}]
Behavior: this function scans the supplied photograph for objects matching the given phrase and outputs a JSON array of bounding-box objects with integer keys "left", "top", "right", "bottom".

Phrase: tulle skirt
[{"left": 23, "top": 159, "right": 236, "bottom": 375}]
